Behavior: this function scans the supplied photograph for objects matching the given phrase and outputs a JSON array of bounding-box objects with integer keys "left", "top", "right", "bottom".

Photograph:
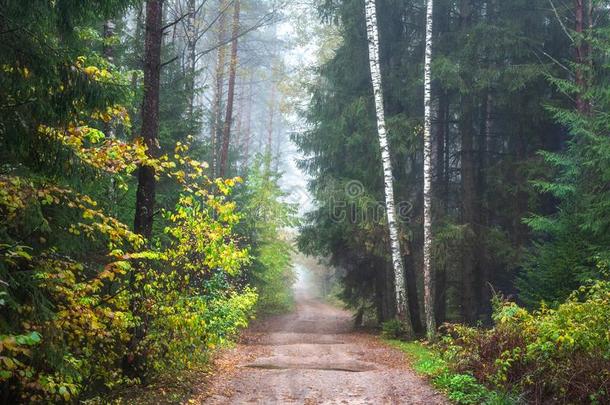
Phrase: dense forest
[
  {"left": 0, "top": 0, "right": 296, "bottom": 402},
  {"left": 1, "top": 0, "right": 610, "bottom": 403},
  {"left": 295, "top": 0, "right": 610, "bottom": 402}
]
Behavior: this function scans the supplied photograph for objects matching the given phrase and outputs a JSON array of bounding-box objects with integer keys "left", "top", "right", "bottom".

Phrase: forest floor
[{"left": 189, "top": 292, "right": 447, "bottom": 404}]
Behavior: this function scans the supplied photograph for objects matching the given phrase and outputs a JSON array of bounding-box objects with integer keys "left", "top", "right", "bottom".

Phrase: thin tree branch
[
  {"left": 161, "top": 0, "right": 207, "bottom": 33},
  {"left": 194, "top": 0, "right": 236, "bottom": 43},
  {"left": 195, "top": 12, "right": 276, "bottom": 63},
  {"left": 160, "top": 55, "right": 179, "bottom": 68},
  {"left": 548, "top": 0, "right": 574, "bottom": 43}
]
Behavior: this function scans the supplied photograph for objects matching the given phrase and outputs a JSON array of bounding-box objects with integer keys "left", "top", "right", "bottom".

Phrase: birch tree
[
  {"left": 364, "top": 0, "right": 413, "bottom": 336},
  {"left": 422, "top": 0, "right": 436, "bottom": 340}
]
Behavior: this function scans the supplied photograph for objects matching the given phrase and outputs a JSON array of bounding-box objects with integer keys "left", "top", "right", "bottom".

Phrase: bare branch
[
  {"left": 160, "top": 55, "right": 179, "bottom": 68},
  {"left": 548, "top": 0, "right": 574, "bottom": 43},
  {"left": 161, "top": 0, "right": 208, "bottom": 33},
  {"left": 195, "top": 11, "right": 276, "bottom": 63}
]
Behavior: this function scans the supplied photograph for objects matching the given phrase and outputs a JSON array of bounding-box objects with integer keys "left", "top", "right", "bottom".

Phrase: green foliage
[
  {"left": 439, "top": 280, "right": 610, "bottom": 403},
  {"left": 0, "top": 2, "right": 259, "bottom": 402},
  {"left": 387, "top": 340, "right": 510, "bottom": 405},
  {"left": 0, "top": 136, "right": 255, "bottom": 402},
  {"left": 434, "top": 374, "right": 490, "bottom": 405},
  {"left": 520, "top": 7, "right": 610, "bottom": 307},
  {"left": 235, "top": 155, "right": 297, "bottom": 314},
  {"left": 381, "top": 320, "right": 407, "bottom": 339}
]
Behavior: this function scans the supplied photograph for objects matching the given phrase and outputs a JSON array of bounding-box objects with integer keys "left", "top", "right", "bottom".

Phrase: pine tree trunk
[
  {"left": 186, "top": 0, "right": 197, "bottom": 123},
  {"left": 574, "top": 0, "right": 590, "bottom": 114},
  {"left": 103, "top": 19, "right": 115, "bottom": 141},
  {"left": 242, "top": 76, "right": 253, "bottom": 172},
  {"left": 219, "top": 0, "right": 240, "bottom": 178},
  {"left": 235, "top": 77, "right": 244, "bottom": 153},
  {"left": 266, "top": 83, "right": 276, "bottom": 156},
  {"left": 130, "top": 4, "right": 144, "bottom": 90},
  {"left": 127, "top": 0, "right": 163, "bottom": 379},
  {"left": 458, "top": 0, "right": 478, "bottom": 325},
  {"left": 210, "top": 0, "right": 228, "bottom": 177},
  {"left": 364, "top": 0, "right": 413, "bottom": 337},
  {"left": 434, "top": 91, "right": 448, "bottom": 325},
  {"left": 103, "top": 19, "right": 117, "bottom": 209},
  {"left": 134, "top": 0, "right": 163, "bottom": 239},
  {"left": 422, "top": 0, "right": 436, "bottom": 340}
]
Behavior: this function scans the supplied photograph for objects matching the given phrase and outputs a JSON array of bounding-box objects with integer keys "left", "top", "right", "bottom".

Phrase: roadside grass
[{"left": 384, "top": 339, "right": 518, "bottom": 405}]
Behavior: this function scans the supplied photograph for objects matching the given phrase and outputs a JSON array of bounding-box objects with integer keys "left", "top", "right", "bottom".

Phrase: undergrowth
[{"left": 385, "top": 340, "right": 518, "bottom": 405}]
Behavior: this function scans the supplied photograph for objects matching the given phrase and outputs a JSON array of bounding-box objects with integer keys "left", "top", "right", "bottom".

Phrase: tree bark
[
  {"left": 134, "top": 0, "right": 163, "bottom": 240},
  {"left": 210, "top": 0, "right": 228, "bottom": 177},
  {"left": 458, "top": 0, "right": 478, "bottom": 325},
  {"left": 434, "top": 91, "right": 448, "bottom": 325},
  {"left": 364, "top": 0, "right": 414, "bottom": 337},
  {"left": 574, "top": 0, "right": 590, "bottom": 114},
  {"left": 266, "top": 82, "right": 276, "bottom": 156},
  {"left": 219, "top": 0, "right": 240, "bottom": 178},
  {"left": 103, "top": 20, "right": 115, "bottom": 64},
  {"left": 103, "top": 19, "right": 116, "bottom": 142},
  {"left": 242, "top": 76, "right": 253, "bottom": 173},
  {"left": 126, "top": 0, "right": 163, "bottom": 379},
  {"left": 422, "top": 0, "right": 436, "bottom": 340},
  {"left": 185, "top": 0, "right": 198, "bottom": 123},
  {"left": 235, "top": 77, "right": 244, "bottom": 153}
]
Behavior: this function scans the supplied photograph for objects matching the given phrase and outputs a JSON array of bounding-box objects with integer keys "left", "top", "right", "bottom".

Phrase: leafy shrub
[
  {"left": 0, "top": 83, "right": 255, "bottom": 401},
  {"left": 234, "top": 155, "right": 297, "bottom": 315},
  {"left": 381, "top": 319, "right": 406, "bottom": 339},
  {"left": 439, "top": 280, "right": 610, "bottom": 404},
  {"left": 387, "top": 340, "right": 513, "bottom": 405},
  {"left": 434, "top": 373, "right": 489, "bottom": 404}
]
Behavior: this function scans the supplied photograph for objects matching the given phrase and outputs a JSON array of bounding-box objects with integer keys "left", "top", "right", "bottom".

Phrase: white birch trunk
[
  {"left": 423, "top": 0, "right": 436, "bottom": 340},
  {"left": 364, "top": 0, "right": 413, "bottom": 336}
]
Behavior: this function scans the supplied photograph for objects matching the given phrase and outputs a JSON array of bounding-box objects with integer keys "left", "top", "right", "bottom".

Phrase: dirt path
[{"left": 197, "top": 293, "right": 447, "bottom": 404}]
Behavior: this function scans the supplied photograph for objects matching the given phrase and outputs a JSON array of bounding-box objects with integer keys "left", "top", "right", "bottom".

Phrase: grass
[{"left": 384, "top": 339, "right": 518, "bottom": 405}]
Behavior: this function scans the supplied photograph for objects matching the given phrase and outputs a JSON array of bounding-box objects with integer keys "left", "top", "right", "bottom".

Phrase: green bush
[
  {"left": 434, "top": 373, "right": 488, "bottom": 404},
  {"left": 387, "top": 340, "right": 513, "bottom": 404},
  {"left": 439, "top": 280, "right": 610, "bottom": 404},
  {"left": 381, "top": 319, "right": 406, "bottom": 339}
]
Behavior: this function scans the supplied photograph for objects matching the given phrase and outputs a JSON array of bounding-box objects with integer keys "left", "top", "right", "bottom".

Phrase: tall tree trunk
[
  {"left": 134, "top": 0, "right": 163, "bottom": 239},
  {"left": 242, "top": 76, "right": 253, "bottom": 172},
  {"left": 574, "top": 0, "right": 585, "bottom": 113},
  {"left": 103, "top": 20, "right": 115, "bottom": 64},
  {"left": 103, "top": 20, "right": 116, "bottom": 139},
  {"left": 126, "top": 0, "right": 163, "bottom": 379},
  {"left": 103, "top": 19, "right": 117, "bottom": 210},
  {"left": 219, "top": 0, "right": 240, "bottom": 178},
  {"left": 434, "top": 91, "right": 448, "bottom": 325},
  {"left": 460, "top": 100, "right": 477, "bottom": 324},
  {"left": 364, "top": 0, "right": 414, "bottom": 337},
  {"left": 210, "top": 0, "right": 228, "bottom": 176},
  {"left": 477, "top": 92, "right": 492, "bottom": 320},
  {"left": 574, "top": 0, "right": 591, "bottom": 114},
  {"left": 186, "top": 0, "right": 198, "bottom": 124},
  {"left": 266, "top": 83, "right": 276, "bottom": 156},
  {"left": 130, "top": 4, "right": 145, "bottom": 90},
  {"left": 458, "top": 0, "right": 478, "bottom": 325},
  {"left": 235, "top": 77, "right": 244, "bottom": 154},
  {"left": 422, "top": 0, "right": 436, "bottom": 340}
]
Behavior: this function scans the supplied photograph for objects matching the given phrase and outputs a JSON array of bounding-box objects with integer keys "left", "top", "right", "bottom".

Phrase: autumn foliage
[{"left": 0, "top": 3, "right": 263, "bottom": 400}]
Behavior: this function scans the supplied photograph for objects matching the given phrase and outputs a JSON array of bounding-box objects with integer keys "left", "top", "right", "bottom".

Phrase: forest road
[{"left": 198, "top": 291, "right": 447, "bottom": 404}]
